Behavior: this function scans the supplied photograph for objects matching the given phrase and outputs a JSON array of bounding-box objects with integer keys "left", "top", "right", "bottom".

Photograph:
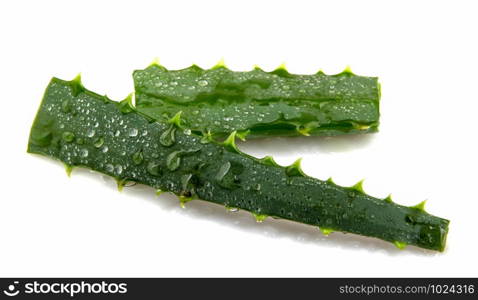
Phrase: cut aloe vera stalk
[
  {"left": 133, "top": 63, "right": 380, "bottom": 139},
  {"left": 28, "top": 77, "right": 448, "bottom": 251}
]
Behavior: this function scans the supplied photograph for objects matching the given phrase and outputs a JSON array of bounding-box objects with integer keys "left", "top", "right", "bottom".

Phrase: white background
[{"left": 1, "top": 0, "right": 477, "bottom": 277}]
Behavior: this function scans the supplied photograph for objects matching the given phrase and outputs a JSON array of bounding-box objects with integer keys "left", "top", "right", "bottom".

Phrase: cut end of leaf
[{"left": 326, "top": 177, "right": 335, "bottom": 184}]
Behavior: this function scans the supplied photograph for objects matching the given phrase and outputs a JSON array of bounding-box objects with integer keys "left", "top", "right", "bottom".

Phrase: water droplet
[
  {"left": 61, "top": 99, "right": 71, "bottom": 113},
  {"left": 76, "top": 138, "right": 84, "bottom": 145},
  {"left": 181, "top": 173, "right": 193, "bottom": 191},
  {"left": 198, "top": 80, "right": 208, "bottom": 87},
  {"left": 226, "top": 206, "right": 239, "bottom": 212},
  {"left": 86, "top": 129, "right": 95, "bottom": 137},
  {"left": 200, "top": 136, "right": 210, "bottom": 144},
  {"left": 159, "top": 125, "right": 176, "bottom": 147},
  {"left": 115, "top": 165, "right": 123, "bottom": 175},
  {"left": 252, "top": 183, "right": 261, "bottom": 191},
  {"left": 183, "top": 129, "right": 191, "bottom": 135},
  {"left": 166, "top": 151, "right": 182, "bottom": 171},
  {"left": 128, "top": 128, "right": 138, "bottom": 137},
  {"left": 215, "top": 161, "right": 231, "bottom": 181},
  {"left": 101, "top": 146, "right": 109, "bottom": 153},
  {"left": 62, "top": 132, "right": 75, "bottom": 142},
  {"left": 93, "top": 137, "right": 104, "bottom": 148},
  {"left": 142, "top": 130, "right": 148, "bottom": 136},
  {"left": 114, "top": 130, "right": 121, "bottom": 137},
  {"left": 105, "top": 164, "right": 114, "bottom": 173},
  {"left": 94, "top": 122, "right": 99, "bottom": 127},
  {"left": 147, "top": 161, "right": 161, "bottom": 176},
  {"left": 80, "top": 149, "right": 89, "bottom": 158},
  {"left": 132, "top": 150, "right": 144, "bottom": 165}
]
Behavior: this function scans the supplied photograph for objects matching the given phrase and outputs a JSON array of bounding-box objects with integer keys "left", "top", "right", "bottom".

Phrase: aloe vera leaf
[
  {"left": 28, "top": 77, "right": 448, "bottom": 251},
  {"left": 133, "top": 63, "right": 380, "bottom": 139}
]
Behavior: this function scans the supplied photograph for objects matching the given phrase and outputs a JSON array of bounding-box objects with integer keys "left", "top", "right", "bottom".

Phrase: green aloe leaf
[
  {"left": 28, "top": 77, "right": 448, "bottom": 251},
  {"left": 133, "top": 63, "right": 380, "bottom": 139}
]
